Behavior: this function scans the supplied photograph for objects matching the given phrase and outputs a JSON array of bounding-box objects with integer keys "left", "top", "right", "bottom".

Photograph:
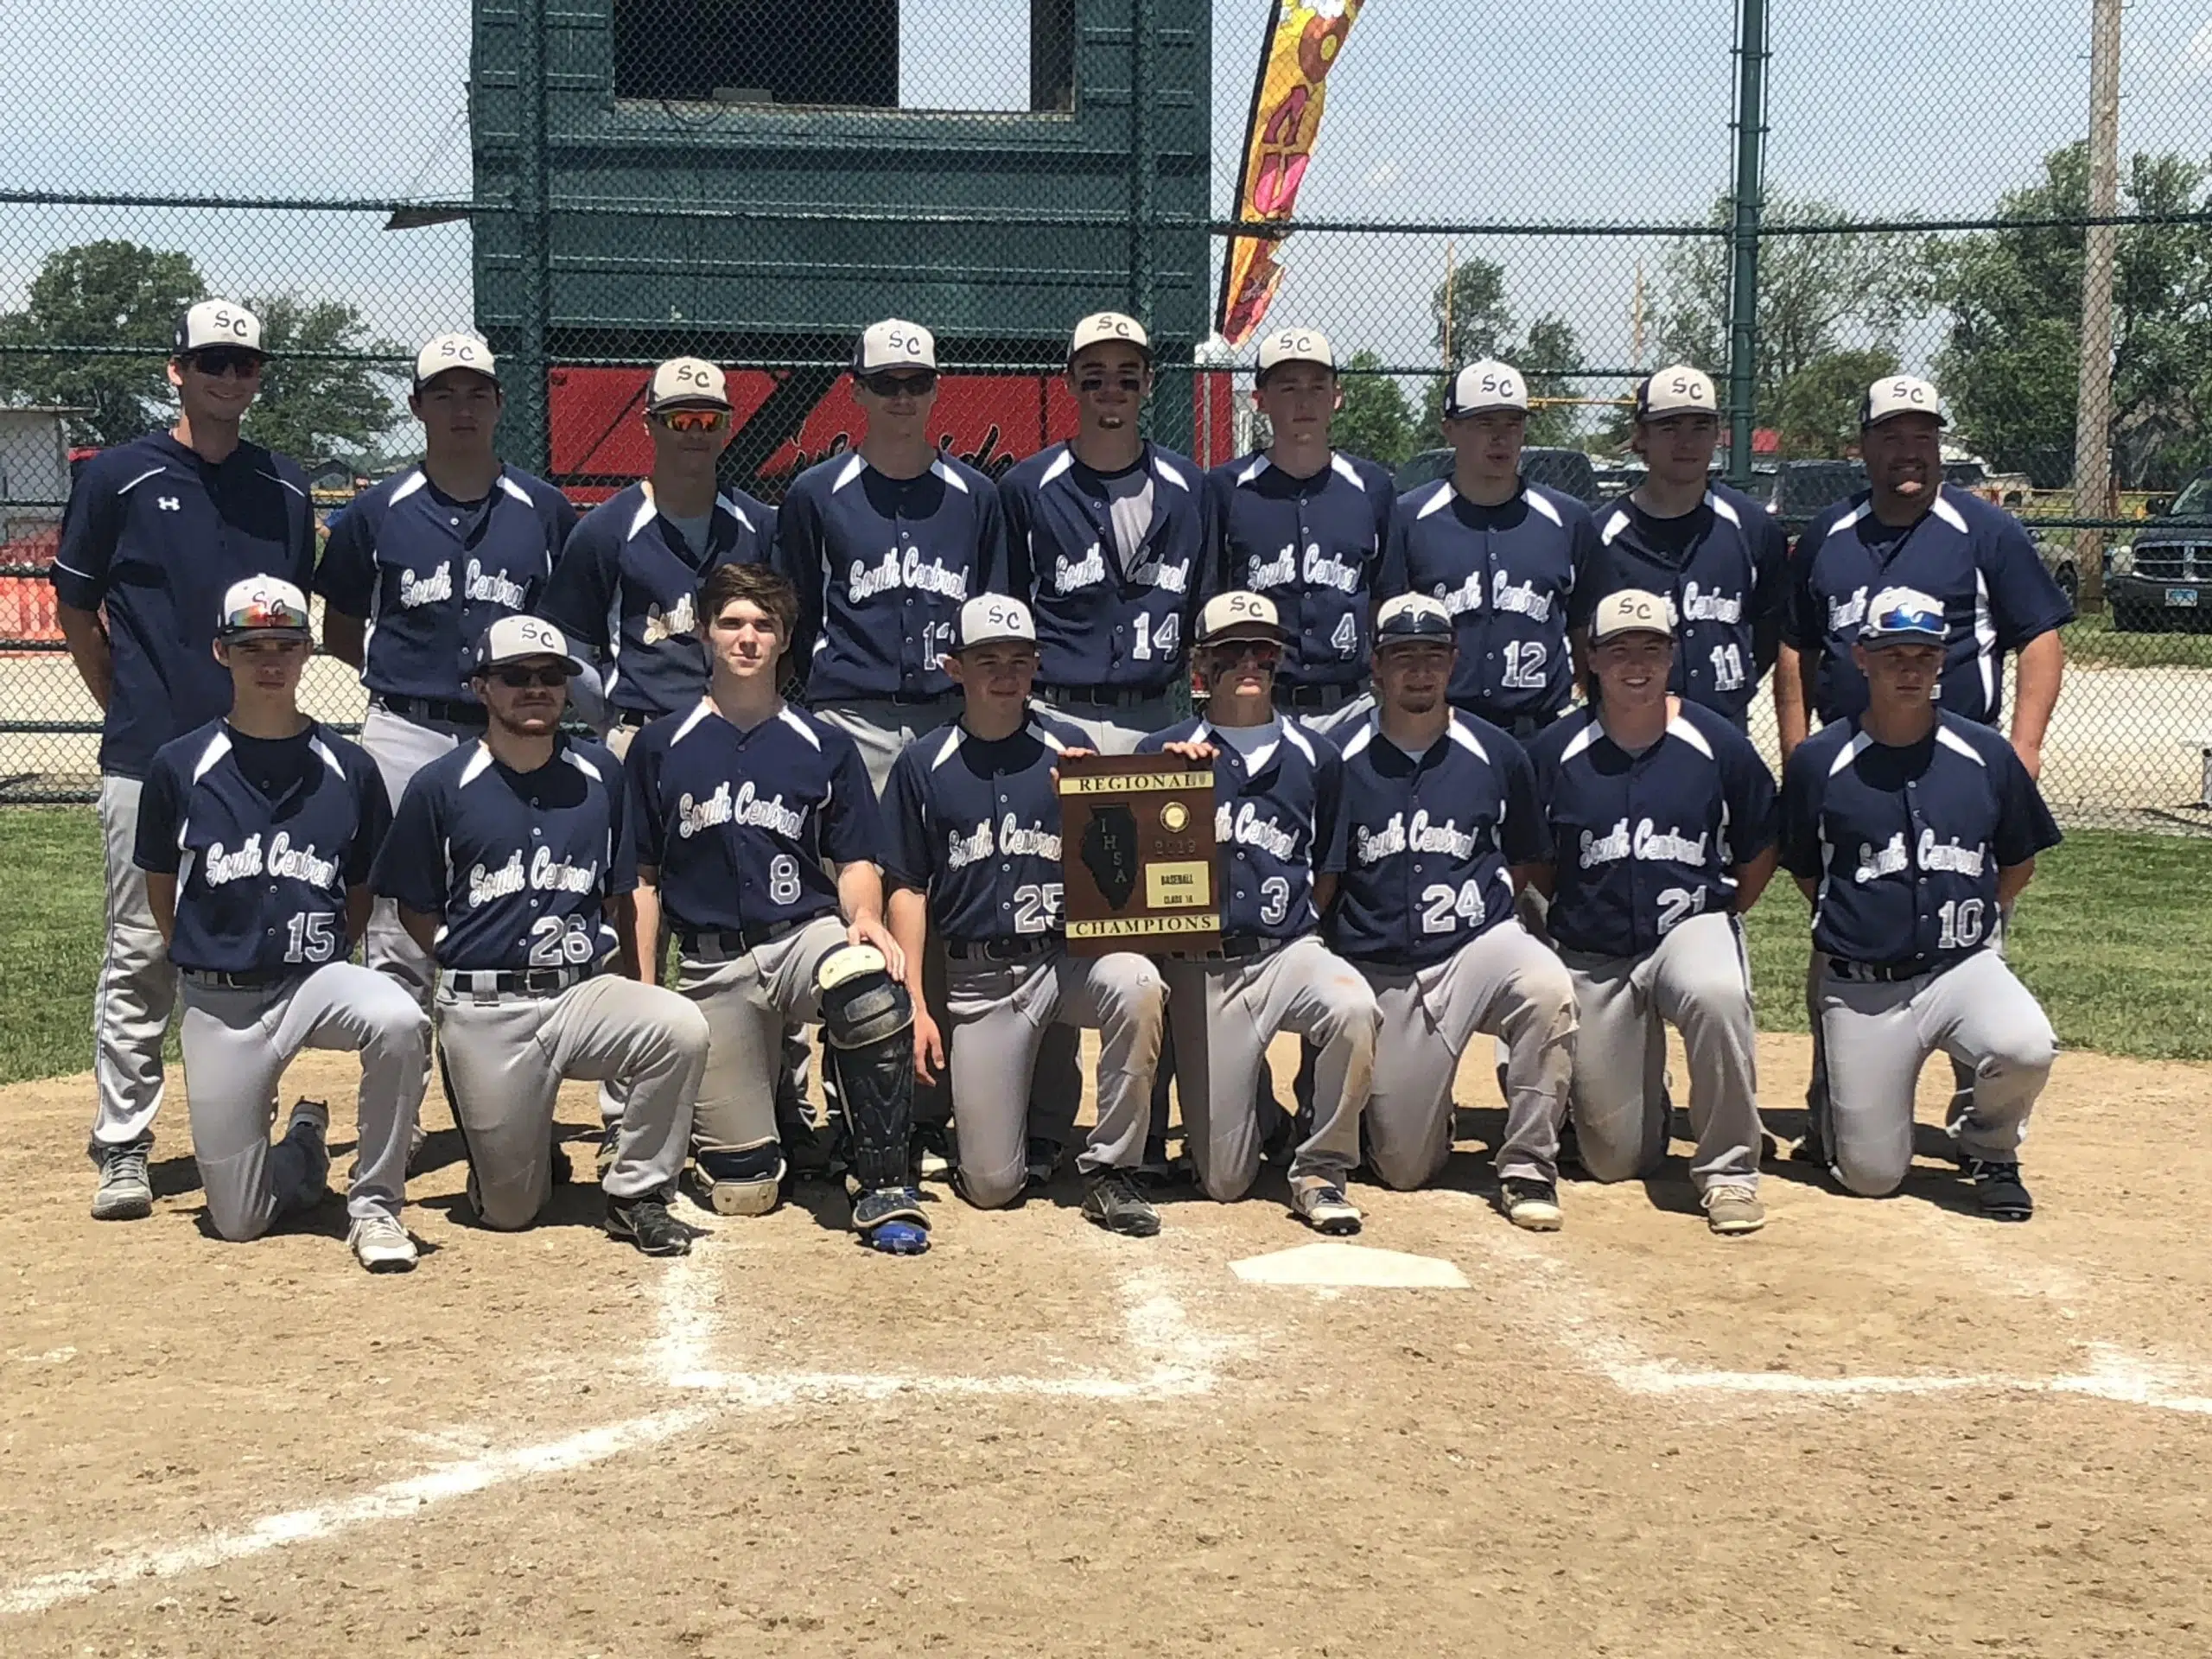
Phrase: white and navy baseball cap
[
  {"left": 1068, "top": 311, "right": 1151, "bottom": 365},
  {"left": 1196, "top": 590, "right": 1289, "bottom": 647},
  {"left": 1445, "top": 358, "right": 1528, "bottom": 419},
  {"left": 647, "top": 357, "right": 730, "bottom": 411},
  {"left": 414, "top": 332, "right": 498, "bottom": 390},
  {"left": 1256, "top": 326, "right": 1335, "bottom": 377},
  {"left": 1589, "top": 588, "right": 1677, "bottom": 645},
  {"left": 217, "top": 575, "right": 312, "bottom": 640},
  {"left": 1860, "top": 375, "right": 1947, "bottom": 429},
  {"left": 1374, "top": 593, "right": 1453, "bottom": 646},
  {"left": 1859, "top": 585, "right": 1947, "bottom": 646},
  {"left": 473, "top": 614, "right": 589, "bottom": 677},
  {"left": 175, "top": 300, "right": 264, "bottom": 359},
  {"left": 854, "top": 319, "right": 938, "bottom": 376},
  {"left": 1635, "top": 365, "right": 1718, "bottom": 422},
  {"left": 951, "top": 595, "right": 1038, "bottom": 652}
]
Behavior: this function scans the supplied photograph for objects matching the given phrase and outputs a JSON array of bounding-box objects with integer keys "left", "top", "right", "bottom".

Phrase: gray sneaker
[
  {"left": 347, "top": 1213, "right": 419, "bottom": 1273},
  {"left": 1293, "top": 1184, "right": 1363, "bottom": 1236},
  {"left": 91, "top": 1140, "right": 154, "bottom": 1221},
  {"left": 1701, "top": 1183, "right": 1767, "bottom": 1236}
]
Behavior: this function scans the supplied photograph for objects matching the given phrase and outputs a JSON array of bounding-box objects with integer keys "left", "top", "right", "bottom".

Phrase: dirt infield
[{"left": 6, "top": 1033, "right": 2212, "bottom": 1657}]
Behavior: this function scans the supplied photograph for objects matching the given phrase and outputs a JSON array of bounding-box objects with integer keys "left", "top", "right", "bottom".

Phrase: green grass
[
  {"left": 0, "top": 807, "right": 111, "bottom": 1085},
  {"left": 2060, "top": 608, "right": 2212, "bottom": 671}
]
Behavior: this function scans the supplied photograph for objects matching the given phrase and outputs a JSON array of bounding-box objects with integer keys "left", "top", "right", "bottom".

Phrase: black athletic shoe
[
  {"left": 1556, "top": 1115, "right": 1585, "bottom": 1174},
  {"left": 1082, "top": 1171, "right": 1162, "bottom": 1237},
  {"left": 606, "top": 1194, "right": 692, "bottom": 1255},
  {"left": 1499, "top": 1177, "right": 1563, "bottom": 1231},
  {"left": 1024, "top": 1135, "right": 1063, "bottom": 1191},
  {"left": 911, "top": 1123, "right": 955, "bottom": 1182},
  {"left": 1967, "top": 1159, "right": 2033, "bottom": 1222},
  {"left": 550, "top": 1138, "right": 574, "bottom": 1186}
]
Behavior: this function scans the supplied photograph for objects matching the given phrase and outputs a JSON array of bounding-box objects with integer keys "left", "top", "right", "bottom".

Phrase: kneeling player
[
  {"left": 1777, "top": 588, "right": 2058, "bottom": 1219},
  {"left": 1139, "top": 592, "right": 1376, "bottom": 1232},
  {"left": 625, "top": 563, "right": 928, "bottom": 1254},
  {"left": 1329, "top": 595, "right": 1576, "bottom": 1203},
  {"left": 1527, "top": 592, "right": 1778, "bottom": 1236},
  {"left": 373, "top": 616, "right": 707, "bottom": 1256},
  {"left": 883, "top": 596, "right": 1168, "bottom": 1234},
  {"left": 136, "top": 578, "right": 429, "bottom": 1270}
]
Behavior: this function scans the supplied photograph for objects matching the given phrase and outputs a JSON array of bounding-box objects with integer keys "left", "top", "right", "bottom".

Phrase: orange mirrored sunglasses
[{"left": 656, "top": 407, "right": 729, "bottom": 433}]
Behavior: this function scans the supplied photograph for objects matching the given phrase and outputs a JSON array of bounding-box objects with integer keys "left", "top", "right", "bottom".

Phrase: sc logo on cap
[
  {"left": 208, "top": 307, "right": 250, "bottom": 340},
  {"left": 982, "top": 600, "right": 1022, "bottom": 628},
  {"left": 673, "top": 361, "right": 713, "bottom": 385},
  {"left": 513, "top": 619, "right": 563, "bottom": 651},
  {"left": 1274, "top": 332, "right": 1315, "bottom": 353},
  {"left": 439, "top": 339, "right": 480, "bottom": 363},
  {"left": 1888, "top": 379, "right": 1929, "bottom": 406},
  {"left": 883, "top": 327, "right": 925, "bottom": 355},
  {"left": 1667, "top": 373, "right": 1708, "bottom": 403},
  {"left": 1478, "top": 370, "right": 1520, "bottom": 397}
]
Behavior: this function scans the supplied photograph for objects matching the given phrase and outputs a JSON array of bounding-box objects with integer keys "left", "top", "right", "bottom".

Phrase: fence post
[
  {"left": 510, "top": 0, "right": 553, "bottom": 474},
  {"left": 1129, "top": 0, "right": 1158, "bottom": 439},
  {"left": 1725, "top": 0, "right": 1768, "bottom": 489},
  {"left": 2072, "top": 0, "right": 2123, "bottom": 613}
]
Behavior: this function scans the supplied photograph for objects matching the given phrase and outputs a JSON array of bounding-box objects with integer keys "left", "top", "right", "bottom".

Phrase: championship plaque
[{"left": 1056, "top": 754, "right": 1220, "bottom": 957}]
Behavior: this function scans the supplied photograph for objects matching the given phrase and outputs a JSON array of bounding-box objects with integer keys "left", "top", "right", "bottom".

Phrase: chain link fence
[{"left": 4, "top": 0, "right": 2209, "bottom": 827}]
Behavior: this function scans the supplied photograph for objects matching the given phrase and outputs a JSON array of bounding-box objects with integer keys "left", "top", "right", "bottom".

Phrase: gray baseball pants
[
  {"left": 1033, "top": 692, "right": 1182, "bottom": 757},
  {"left": 943, "top": 946, "right": 1166, "bottom": 1206},
  {"left": 91, "top": 773, "right": 177, "bottom": 1152},
  {"left": 1161, "top": 935, "right": 1377, "bottom": 1202},
  {"left": 1357, "top": 920, "right": 1576, "bottom": 1191},
  {"left": 1288, "top": 690, "right": 1376, "bottom": 746},
  {"left": 435, "top": 972, "right": 707, "bottom": 1229},
  {"left": 180, "top": 964, "right": 429, "bottom": 1240},
  {"left": 1560, "top": 911, "right": 1764, "bottom": 1192},
  {"left": 1816, "top": 948, "right": 2055, "bottom": 1198},
  {"left": 677, "top": 917, "right": 852, "bottom": 1160}
]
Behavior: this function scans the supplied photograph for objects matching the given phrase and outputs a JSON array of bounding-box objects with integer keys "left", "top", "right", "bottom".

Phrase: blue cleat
[{"left": 853, "top": 1185, "right": 931, "bottom": 1254}]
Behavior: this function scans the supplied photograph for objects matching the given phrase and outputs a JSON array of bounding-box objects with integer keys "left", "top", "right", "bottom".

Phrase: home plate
[{"left": 1230, "top": 1242, "right": 1470, "bottom": 1290}]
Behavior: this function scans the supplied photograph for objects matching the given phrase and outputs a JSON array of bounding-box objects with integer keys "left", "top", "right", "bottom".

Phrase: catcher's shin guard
[{"left": 816, "top": 944, "right": 915, "bottom": 1193}]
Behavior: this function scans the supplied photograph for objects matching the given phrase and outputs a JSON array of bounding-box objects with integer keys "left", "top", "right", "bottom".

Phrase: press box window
[{"left": 613, "top": 0, "right": 1075, "bottom": 112}]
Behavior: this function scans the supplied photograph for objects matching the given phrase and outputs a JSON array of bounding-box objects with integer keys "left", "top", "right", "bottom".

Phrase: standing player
[
  {"left": 996, "top": 312, "right": 1205, "bottom": 753},
  {"left": 1380, "top": 358, "right": 1595, "bottom": 740},
  {"left": 774, "top": 319, "right": 1006, "bottom": 794},
  {"left": 1777, "top": 588, "right": 2059, "bottom": 1218},
  {"left": 134, "top": 578, "right": 429, "bottom": 1270},
  {"left": 1329, "top": 595, "right": 1578, "bottom": 1198},
  {"left": 882, "top": 595, "right": 1169, "bottom": 1234},
  {"left": 316, "top": 333, "right": 577, "bottom": 1081},
  {"left": 53, "top": 300, "right": 316, "bottom": 1221},
  {"left": 540, "top": 357, "right": 773, "bottom": 756},
  {"left": 1577, "top": 366, "right": 1789, "bottom": 728},
  {"left": 372, "top": 616, "right": 707, "bottom": 1255},
  {"left": 1138, "top": 593, "right": 1376, "bottom": 1231},
  {"left": 1204, "top": 327, "right": 1394, "bottom": 739},
  {"left": 625, "top": 563, "right": 927, "bottom": 1255},
  {"left": 1526, "top": 591, "right": 1778, "bottom": 1236}
]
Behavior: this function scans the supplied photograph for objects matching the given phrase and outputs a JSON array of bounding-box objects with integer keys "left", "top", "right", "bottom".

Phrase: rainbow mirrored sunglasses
[{"left": 221, "top": 594, "right": 313, "bottom": 635}]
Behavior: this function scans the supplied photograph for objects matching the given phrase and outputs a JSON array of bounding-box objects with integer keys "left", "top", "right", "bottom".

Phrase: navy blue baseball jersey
[
  {"left": 1379, "top": 479, "right": 1595, "bottom": 721},
  {"left": 1528, "top": 701, "right": 1779, "bottom": 959},
  {"left": 1784, "top": 485, "right": 2072, "bottom": 726},
  {"left": 134, "top": 719, "right": 388, "bottom": 976},
  {"left": 1137, "top": 718, "right": 1345, "bottom": 941},
  {"left": 314, "top": 466, "right": 576, "bottom": 702},
  {"left": 371, "top": 737, "right": 634, "bottom": 972},
  {"left": 538, "top": 483, "right": 772, "bottom": 720},
  {"left": 1579, "top": 484, "right": 1789, "bottom": 724},
  {"left": 995, "top": 444, "right": 1204, "bottom": 695},
  {"left": 1778, "top": 711, "right": 2060, "bottom": 968},
  {"left": 772, "top": 452, "right": 1006, "bottom": 702},
  {"left": 1328, "top": 713, "right": 1544, "bottom": 968},
  {"left": 625, "top": 701, "right": 880, "bottom": 938},
  {"left": 1204, "top": 452, "right": 1395, "bottom": 692},
  {"left": 50, "top": 432, "right": 315, "bottom": 779},
  {"left": 880, "top": 710, "right": 1089, "bottom": 944}
]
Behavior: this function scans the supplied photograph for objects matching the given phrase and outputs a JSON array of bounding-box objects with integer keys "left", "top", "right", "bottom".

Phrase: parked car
[
  {"left": 1760, "top": 459, "right": 1868, "bottom": 525},
  {"left": 1393, "top": 445, "right": 1603, "bottom": 505},
  {"left": 2107, "top": 470, "right": 2212, "bottom": 631}
]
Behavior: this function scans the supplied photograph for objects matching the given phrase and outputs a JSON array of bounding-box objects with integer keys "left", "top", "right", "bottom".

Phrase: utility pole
[
  {"left": 2072, "top": 0, "right": 2123, "bottom": 611},
  {"left": 1725, "top": 0, "right": 1770, "bottom": 490}
]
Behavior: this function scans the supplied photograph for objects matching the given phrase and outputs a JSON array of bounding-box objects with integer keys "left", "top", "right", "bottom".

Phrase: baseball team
[{"left": 53, "top": 297, "right": 2071, "bottom": 1274}]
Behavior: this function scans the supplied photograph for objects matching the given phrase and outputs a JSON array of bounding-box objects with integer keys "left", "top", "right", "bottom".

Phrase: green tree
[
  {"left": 1772, "top": 347, "right": 1902, "bottom": 459},
  {"left": 0, "top": 241, "right": 207, "bottom": 445},
  {"left": 1420, "top": 255, "right": 1586, "bottom": 449},
  {"left": 1332, "top": 349, "right": 1414, "bottom": 465},
  {"left": 1430, "top": 256, "right": 1513, "bottom": 367},
  {"left": 241, "top": 292, "right": 402, "bottom": 462},
  {"left": 1520, "top": 315, "right": 1583, "bottom": 448}
]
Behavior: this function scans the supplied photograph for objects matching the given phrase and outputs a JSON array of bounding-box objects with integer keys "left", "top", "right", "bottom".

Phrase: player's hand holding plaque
[{"left": 1056, "top": 754, "right": 1220, "bottom": 957}]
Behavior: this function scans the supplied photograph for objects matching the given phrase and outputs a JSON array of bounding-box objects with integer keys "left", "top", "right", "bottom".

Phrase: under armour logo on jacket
[{"left": 157, "top": 497, "right": 181, "bottom": 512}]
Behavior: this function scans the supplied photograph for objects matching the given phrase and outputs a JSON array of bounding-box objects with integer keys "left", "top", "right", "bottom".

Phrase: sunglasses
[
  {"left": 860, "top": 371, "right": 937, "bottom": 397},
  {"left": 189, "top": 347, "right": 264, "bottom": 378},
  {"left": 488, "top": 665, "right": 570, "bottom": 689},
  {"left": 655, "top": 407, "right": 729, "bottom": 433},
  {"left": 1076, "top": 373, "right": 1146, "bottom": 395},
  {"left": 1211, "top": 640, "right": 1281, "bottom": 667},
  {"left": 1871, "top": 607, "right": 1943, "bottom": 637}
]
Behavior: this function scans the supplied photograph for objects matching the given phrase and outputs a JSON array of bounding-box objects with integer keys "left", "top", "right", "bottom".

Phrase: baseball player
[
  {"left": 772, "top": 319, "right": 1007, "bottom": 795},
  {"left": 1329, "top": 594, "right": 1577, "bottom": 1198},
  {"left": 53, "top": 299, "right": 316, "bottom": 1222},
  {"left": 1204, "top": 327, "right": 1395, "bottom": 739},
  {"left": 315, "top": 333, "right": 577, "bottom": 1105},
  {"left": 539, "top": 357, "right": 773, "bottom": 756},
  {"left": 1777, "top": 587, "right": 2059, "bottom": 1219},
  {"left": 995, "top": 312, "right": 1205, "bottom": 753},
  {"left": 1379, "top": 358, "right": 1595, "bottom": 740},
  {"left": 133, "top": 578, "right": 429, "bottom": 1270},
  {"left": 881, "top": 594, "right": 1169, "bottom": 1234},
  {"left": 1777, "top": 376, "right": 2070, "bottom": 1162},
  {"left": 1526, "top": 590, "right": 1780, "bottom": 1236},
  {"left": 624, "top": 563, "right": 928, "bottom": 1254},
  {"left": 371, "top": 615, "right": 708, "bottom": 1256},
  {"left": 1136, "top": 592, "right": 1376, "bottom": 1231},
  {"left": 1576, "top": 366, "right": 1789, "bottom": 728}
]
